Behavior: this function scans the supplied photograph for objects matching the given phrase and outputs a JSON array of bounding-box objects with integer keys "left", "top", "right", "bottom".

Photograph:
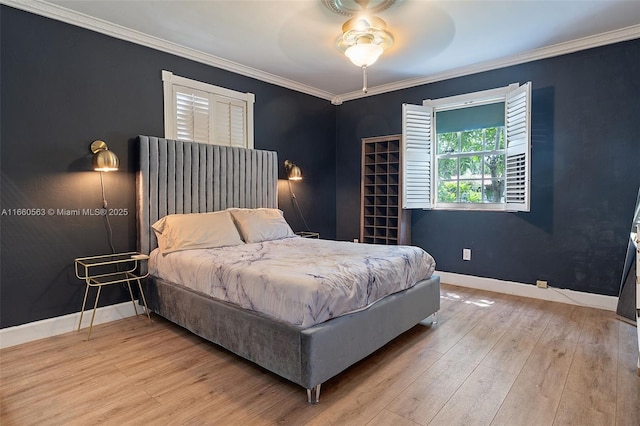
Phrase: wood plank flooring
[{"left": 1, "top": 284, "right": 638, "bottom": 425}]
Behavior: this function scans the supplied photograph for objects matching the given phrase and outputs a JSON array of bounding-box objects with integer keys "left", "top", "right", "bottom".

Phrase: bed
[{"left": 136, "top": 135, "right": 440, "bottom": 402}]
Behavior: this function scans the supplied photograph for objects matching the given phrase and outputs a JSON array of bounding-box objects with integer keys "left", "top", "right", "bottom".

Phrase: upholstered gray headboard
[{"left": 136, "top": 136, "right": 278, "bottom": 254}]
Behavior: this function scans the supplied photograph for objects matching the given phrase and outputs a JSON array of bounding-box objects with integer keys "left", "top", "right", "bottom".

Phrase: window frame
[
  {"left": 162, "top": 70, "right": 255, "bottom": 149},
  {"left": 402, "top": 82, "right": 531, "bottom": 212}
]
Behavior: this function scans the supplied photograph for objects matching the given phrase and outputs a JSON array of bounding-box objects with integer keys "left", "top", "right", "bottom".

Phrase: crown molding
[
  {"left": 2, "top": 0, "right": 336, "bottom": 101},
  {"left": 337, "top": 24, "right": 640, "bottom": 102},
  {"left": 4, "top": 1, "right": 639, "bottom": 104}
]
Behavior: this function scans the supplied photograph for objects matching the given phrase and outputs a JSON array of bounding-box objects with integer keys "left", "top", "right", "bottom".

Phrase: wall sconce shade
[
  {"left": 90, "top": 140, "right": 119, "bottom": 172},
  {"left": 284, "top": 160, "right": 302, "bottom": 181}
]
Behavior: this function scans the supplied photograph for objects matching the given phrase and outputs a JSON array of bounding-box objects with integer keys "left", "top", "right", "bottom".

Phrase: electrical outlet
[
  {"left": 462, "top": 248, "right": 471, "bottom": 261},
  {"left": 536, "top": 280, "right": 548, "bottom": 288}
]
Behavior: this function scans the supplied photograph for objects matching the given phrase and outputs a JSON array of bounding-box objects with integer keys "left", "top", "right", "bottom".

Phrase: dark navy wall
[
  {"left": 1, "top": 6, "right": 336, "bottom": 328},
  {"left": 336, "top": 39, "right": 640, "bottom": 296},
  {"left": 2, "top": 6, "right": 637, "bottom": 329}
]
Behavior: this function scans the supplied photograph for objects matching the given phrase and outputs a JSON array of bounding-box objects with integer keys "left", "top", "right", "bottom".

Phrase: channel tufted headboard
[{"left": 136, "top": 135, "right": 278, "bottom": 254}]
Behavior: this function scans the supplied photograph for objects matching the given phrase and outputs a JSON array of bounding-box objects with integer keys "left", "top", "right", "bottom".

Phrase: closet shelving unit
[{"left": 360, "top": 135, "right": 411, "bottom": 245}]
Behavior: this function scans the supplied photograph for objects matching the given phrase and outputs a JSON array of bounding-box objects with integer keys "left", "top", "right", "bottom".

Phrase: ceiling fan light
[
  {"left": 345, "top": 41, "right": 384, "bottom": 67},
  {"left": 342, "top": 15, "right": 388, "bottom": 33}
]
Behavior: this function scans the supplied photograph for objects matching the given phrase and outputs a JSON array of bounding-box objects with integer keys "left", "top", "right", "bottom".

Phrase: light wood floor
[{"left": 1, "top": 284, "right": 638, "bottom": 425}]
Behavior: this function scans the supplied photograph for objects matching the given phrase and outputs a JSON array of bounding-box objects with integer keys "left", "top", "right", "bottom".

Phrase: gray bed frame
[{"left": 136, "top": 135, "right": 440, "bottom": 402}]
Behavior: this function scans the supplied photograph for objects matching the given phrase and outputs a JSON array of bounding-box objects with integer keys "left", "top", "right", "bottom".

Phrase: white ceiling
[{"left": 9, "top": 0, "right": 640, "bottom": 103}]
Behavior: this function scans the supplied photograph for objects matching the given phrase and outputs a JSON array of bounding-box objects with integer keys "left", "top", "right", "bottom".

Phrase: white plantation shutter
[
  {"left": 400, "top": 82, "right": 531, "bottom": 212},
  {"left": 505, "top": 82, "right": 531, "bottom": 211},
  {"left": 163, "top": 70, "right": 254, "bottom": 149},
  {"left": 175, "top": 88, "right": 210, "bottom": 143},
  {"left": 213, "top": 96, "right": 246, "bottom": 147},
  {"left": 402, "top": 103, "right": 433, "bottom": 209}
]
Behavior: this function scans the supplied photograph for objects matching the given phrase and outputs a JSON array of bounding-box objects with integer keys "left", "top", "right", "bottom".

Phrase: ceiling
[{"left": 9, "top": 0, "right": 640, "bottom": 103}]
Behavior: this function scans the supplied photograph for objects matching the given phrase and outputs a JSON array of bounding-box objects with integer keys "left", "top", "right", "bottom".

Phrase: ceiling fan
[{"left": 323, "top": 0, "right": 397, "bottom": 93}]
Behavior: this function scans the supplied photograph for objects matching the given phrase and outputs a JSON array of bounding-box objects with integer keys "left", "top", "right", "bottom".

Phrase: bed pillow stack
[
  {"left": 227, "top": 208, "right": 296, "bottom": 243},
  {"left": 151, "top": 208, "right": 296, "bottom": 254},
  {"left": 151, "top": 210, "right": 244, "bottom": 254}
]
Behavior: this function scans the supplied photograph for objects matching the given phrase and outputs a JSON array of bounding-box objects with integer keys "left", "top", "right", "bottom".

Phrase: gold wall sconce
[
  {"left": 90, "top": 140, "right": 119, "bottom": 172},
  {"left": 284, "top": 159, "right": 302, "bottom": 181}
]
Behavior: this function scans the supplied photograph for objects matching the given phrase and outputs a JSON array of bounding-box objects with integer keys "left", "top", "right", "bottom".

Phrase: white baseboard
[
  {"left": 1, "top": 274, "right": 619, "bottom": 349},
  {"left": 0, "top": 300, "right": 141, "bottom": 349},
  {"left": 437, "top": 271, "right": 619, "bottom": 312}
]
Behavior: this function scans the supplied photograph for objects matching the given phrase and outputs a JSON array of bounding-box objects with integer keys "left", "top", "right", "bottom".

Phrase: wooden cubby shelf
[{"left": 360, "top": 135, "right": 411, "bottom": 245}]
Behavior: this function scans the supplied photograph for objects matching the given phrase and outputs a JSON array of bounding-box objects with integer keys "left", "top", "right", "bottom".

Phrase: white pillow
[
  {"left": 151, "top": 211, "right": 244, "bottom": 254},
  {"left": 228, "top": 208, "right": 295, "bottom": 243}
]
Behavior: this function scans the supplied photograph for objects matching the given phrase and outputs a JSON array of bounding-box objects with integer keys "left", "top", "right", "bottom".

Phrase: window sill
[{"left": 431, "top": 203, "right": 506, "bottom": 212}]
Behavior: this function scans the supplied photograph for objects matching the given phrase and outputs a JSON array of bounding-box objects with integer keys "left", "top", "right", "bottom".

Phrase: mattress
[{"left": 150, "top": 237, "right": 436, "bottom": 327}]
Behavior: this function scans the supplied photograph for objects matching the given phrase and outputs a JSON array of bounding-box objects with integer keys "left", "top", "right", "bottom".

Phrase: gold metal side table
[
  {"left": 295, "top": 231, "right": 320, "bottom": 239},
  {"left": 74, "top": 252, "right": 151, "bottom": 340}
]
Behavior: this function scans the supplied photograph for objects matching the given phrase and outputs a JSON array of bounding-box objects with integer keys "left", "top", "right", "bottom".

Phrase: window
[
  {"left": 402, "top": 82, "right": 531, "bottom": 212},
  {"left": 162, "top": 70, "right": 255, "bottom": 149}
]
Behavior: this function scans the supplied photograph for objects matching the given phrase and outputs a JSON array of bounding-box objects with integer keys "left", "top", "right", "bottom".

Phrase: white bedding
[{"left": 149, "top": 237, "right": 436, "bottom": 327}]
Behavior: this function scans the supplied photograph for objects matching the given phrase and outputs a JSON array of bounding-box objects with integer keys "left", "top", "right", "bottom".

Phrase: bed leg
[
  {"left": 432, "top": 311, "right": 438, "bottom": 325},
  {"left": 306, "top": 384, "right": 321, "bottom": 404}
]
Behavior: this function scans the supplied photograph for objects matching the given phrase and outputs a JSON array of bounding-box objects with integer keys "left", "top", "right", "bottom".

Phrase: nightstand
[
  {"left": 74, "top": 252, "right": 152, "bottom": 340},
  {"left": 296, "top": 231, "right": 320, "bottom": 239}
]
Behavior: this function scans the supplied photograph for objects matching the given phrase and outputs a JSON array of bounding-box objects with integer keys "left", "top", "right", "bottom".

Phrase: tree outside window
[{"left": 436, "top": 126, "right": 505, "bottom": 204}]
